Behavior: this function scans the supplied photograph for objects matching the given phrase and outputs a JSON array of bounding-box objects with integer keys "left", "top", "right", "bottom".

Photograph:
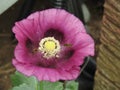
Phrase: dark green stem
[
  {"left": 63, "top": 81, "right": 67, "bottom": 90},
  {"left": 37, "top": 81, "right": 43, "bottom": 90}
]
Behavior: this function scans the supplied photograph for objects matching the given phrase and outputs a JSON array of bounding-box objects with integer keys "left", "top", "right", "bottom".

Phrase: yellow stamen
[
  {"left": 38, "top": 37, "right": 60, "bottom": 59},
  {"left": 44, "top": 40, "right": 56, "bottom": 51}
]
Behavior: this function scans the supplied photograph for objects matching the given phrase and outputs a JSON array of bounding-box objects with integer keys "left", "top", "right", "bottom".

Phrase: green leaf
[
  {"left": 65, "top": 81, "right": 79, "bottom": 90},
  {"left": 11, "top": 71, "right": 78, "bottom": 90},
  {"left": 11, "top": 71, "right": 64, "bottom": 90},
  {"left": 11, "top": 71, "right": 38, "bottom": 89},
  {"left": 12, "top": 83, "right": 35, "bottom": 90},
  {"left": 38, "top": 81, "right": 63, "bottom": 90}
]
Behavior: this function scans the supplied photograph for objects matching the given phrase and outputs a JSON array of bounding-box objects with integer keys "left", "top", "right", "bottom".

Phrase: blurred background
[{"left": 0, "top": 0, "right": 105, "bottom": 90}]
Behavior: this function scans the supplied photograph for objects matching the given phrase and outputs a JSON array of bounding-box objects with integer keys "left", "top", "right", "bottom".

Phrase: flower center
[
  {"left": 38, "top": 37, "right": 60, "bottom": 59},
  {"left": 44, "top": 40, "right": 56, "bottom": 51}
]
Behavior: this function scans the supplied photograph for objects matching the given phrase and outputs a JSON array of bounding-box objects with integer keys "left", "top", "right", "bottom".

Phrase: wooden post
[{"left": 94, "top": 0, "right": 120, "bottom": 90}]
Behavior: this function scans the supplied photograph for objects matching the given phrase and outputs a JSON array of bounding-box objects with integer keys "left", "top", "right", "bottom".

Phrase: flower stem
[
  {"left": 40, "top": 81, "right": 44, "bottom": 90},
  {"left": 79, "top": 57, "right": 90, "bottom": 74},
  {"left": 63, "top": 81, "right": 67, "bottom": 90},
  {"left": 38, "top": 81, "right": 44, "bottom": 90}
]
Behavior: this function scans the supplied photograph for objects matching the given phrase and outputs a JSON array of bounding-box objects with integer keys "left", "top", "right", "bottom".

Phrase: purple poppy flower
[{"left": 12, "top": 9, "right": 94, "bottom": 82}]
